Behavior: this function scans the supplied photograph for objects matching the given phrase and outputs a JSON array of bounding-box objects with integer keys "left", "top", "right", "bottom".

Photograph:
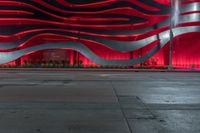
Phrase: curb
[{"left": 0, "top": 68, "right": 199, "bottom": 73}]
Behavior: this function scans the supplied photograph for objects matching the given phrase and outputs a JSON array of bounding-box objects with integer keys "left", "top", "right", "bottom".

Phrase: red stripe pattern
[{"left": 0, "top": 0, "right": 199, "bottom": 66}]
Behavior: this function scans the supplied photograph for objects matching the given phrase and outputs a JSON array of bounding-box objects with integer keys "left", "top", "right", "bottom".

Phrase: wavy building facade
[{"left": 0, "top": 0, "right": 200, "bottom": 68}]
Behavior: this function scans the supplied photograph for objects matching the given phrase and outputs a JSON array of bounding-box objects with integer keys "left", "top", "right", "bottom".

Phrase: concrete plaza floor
[{"left": 0, "top": 70, "right": 199, "bottom": 133}]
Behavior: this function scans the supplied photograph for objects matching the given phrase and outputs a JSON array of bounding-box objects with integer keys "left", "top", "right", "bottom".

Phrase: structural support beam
[{"left": 169, "top": 0, "right": 174, "bottom": 70}]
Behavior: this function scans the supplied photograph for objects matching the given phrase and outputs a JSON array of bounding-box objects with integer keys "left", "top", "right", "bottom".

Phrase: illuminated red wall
[{"left": 0, "top": 0, "right": 199, "bottom": 68}]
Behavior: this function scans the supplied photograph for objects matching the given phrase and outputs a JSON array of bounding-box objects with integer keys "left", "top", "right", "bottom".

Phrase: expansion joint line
[{"left": 110, "top": 81, "right": 133, "bottom": 133}]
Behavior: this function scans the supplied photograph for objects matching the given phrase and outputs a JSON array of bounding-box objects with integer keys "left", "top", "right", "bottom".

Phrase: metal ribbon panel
[{"left": 0, "top": 0, "right": 199, "bottom": 66}]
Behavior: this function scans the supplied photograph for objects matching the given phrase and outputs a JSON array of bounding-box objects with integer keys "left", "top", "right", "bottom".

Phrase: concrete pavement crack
[{"left": 110, "top": 81, "right": 133, "bottom": 133}]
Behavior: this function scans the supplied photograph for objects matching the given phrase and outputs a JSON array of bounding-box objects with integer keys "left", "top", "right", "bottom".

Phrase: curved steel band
[
  {"left": 0, "top": 26, "right": 199, "bottom": 66},
  {"left": 0, "top": 13, "right": 199, "bottom": 52}
]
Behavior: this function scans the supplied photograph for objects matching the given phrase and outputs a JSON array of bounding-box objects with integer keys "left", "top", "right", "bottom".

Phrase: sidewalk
[{"left": 0, "top": 68, "right": 199, "bottom": 72}]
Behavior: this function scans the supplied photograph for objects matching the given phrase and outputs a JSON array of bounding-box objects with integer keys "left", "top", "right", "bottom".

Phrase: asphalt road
[{"left": 0, "top": 70, "right": 199, "bottom": 133}]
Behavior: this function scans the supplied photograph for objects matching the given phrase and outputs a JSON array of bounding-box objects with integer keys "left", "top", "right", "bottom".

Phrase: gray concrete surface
[{"left": 0, "top": 71, "right": 199, "bottom": 133}]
